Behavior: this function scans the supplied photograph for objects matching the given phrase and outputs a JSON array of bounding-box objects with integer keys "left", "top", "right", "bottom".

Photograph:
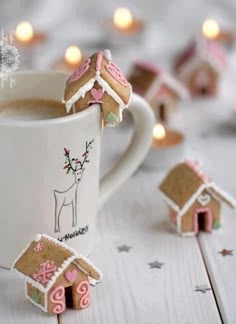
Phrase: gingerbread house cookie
[
  {"left": 63, "top": 50, "right": 132, "bottom": 127},
  {"left": 159, "top": 160, "right": 236, "bottom": 236},
  {"left": 12, "top": 234, "right": 102, "bottom": 315},
  {"left": 173, "top": 38, "right": 227, "bottom": 97},
  {"left": 128, "top": 61, "right": 188, "bottom": 122}
]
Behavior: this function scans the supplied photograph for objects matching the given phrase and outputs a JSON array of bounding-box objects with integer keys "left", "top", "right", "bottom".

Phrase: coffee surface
[{"left": 0, "top": 99, "right": 70, "bottom": 121}]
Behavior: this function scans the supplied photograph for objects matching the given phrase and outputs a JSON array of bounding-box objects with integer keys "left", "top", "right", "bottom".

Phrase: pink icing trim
[
  {"left": 184, "top": 160, "right": 210, "bottom": 183},
  {"left": 32, "top": 261, "right": 57, "bottom": 286},
  {"left": 33, "top": 242, "right": 44, "bottom": 253},
  {"left": 193, "top": 207, "right": 212, "bottom": 233},
  {"left": 135, "top": 61, "right": 161, "bottom": 75},
  {"left": 96, "top": 52, "right": 103, "bottom": 71},
  {"left": 76, "top": 281, "right": 90, "bottom": 308},
  {"left": 206, "top": 40, "right": 226, "bottom": 68},
  {"left": 169, "top": 207, "right": 177, "bottom": 224},
  {"left": 64, "top": 269, "right": 77, "bottom": 282},
  {"left": 105, "top": 61, "right": 129, "bottom": 87},
  {"left": 69, "top": 58, "right": 91, "bottom": 83},
  {"left": 50, "top": 285, "right": 65, "bottom": 314}
]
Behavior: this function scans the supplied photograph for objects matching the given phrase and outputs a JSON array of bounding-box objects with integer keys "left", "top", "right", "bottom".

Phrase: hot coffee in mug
[{"left": 0, "top": 71, "right": 154, "bottom": 268}]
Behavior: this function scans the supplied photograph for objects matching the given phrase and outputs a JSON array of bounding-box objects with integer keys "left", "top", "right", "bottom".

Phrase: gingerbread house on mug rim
[
  {"left": 12, "top": 234, "right": 102, "bottom": 315},
  {"left": 128, "top": 61, "right": 189, "bottom": 122},
  {"left": 63, "top": 50, "right": 132, "bottom": 127},
  {"left": 159, "top": 161, "right": 236, "bottom": 236},
  {"left": 173, "top": 38, "right": 227, "bottom": 97}
]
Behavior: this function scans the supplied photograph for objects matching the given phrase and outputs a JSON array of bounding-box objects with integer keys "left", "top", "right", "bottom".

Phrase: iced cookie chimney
[{"left": 63, "top": 50, "right": 132, "bottom": 127}]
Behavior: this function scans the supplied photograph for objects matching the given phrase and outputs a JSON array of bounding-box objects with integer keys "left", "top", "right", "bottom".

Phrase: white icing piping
[
  {"left": 145, "top": 76, "right": 162, "bottom": 102},
  {"left": 159, "top": 191, "right": 180, "bottom": 213},
  {"left": 63, "top": 74, "right": 132, "bottom": 126},
  {"left": 144, "top": 72, "right": 189, "bottom": 102},
  {"left": 176, "top": 213, "right": 182, "bottom": 235},
  {"left": 96, "top": 75, "right": 128, "bottom": 109},
  {"left": 162, "top": 180, "right": 235, "bottom": 234},
  {"left": 209, "top": 182, "right": 236, "bottom": 208},
  {"left": 73, "top": 261, "right": 102, "bottom": 286},
  {"left": 12, "top": 233, "right": 102, "bottom": 291},
  {"left": 161, "top": 73, "right": 190, "bottom": 99},
  {"left": 46, "top": 255, "right": 76, "bottom": 292},
  {"left": 178, "top": 183, "right": 207, "bottom": 217},
  {"left": 24, "top": 283, "right": 48, "bottom": 312},
  {"left": 63, "top": 78, "right": 96, "bottom": 112},
  {"left": 180, "top": 231, "right": 196, "bottom": 237},
  {"left": 104, "top": 49, "right": 112, "bottom": 61}
]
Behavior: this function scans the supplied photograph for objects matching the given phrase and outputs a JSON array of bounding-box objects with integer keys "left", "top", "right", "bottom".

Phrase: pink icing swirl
[
  {"left": 76, "top": 281, "right": 90, "bottom": 308},
  {"left": 50, "top": 285, "right": 65, "bottom": 314},
  {"left": 69, "top": 58, "right": 91, "bottom": 83},
  {"left": 105, "top": 61, "right": 129, "bottom": 87}
]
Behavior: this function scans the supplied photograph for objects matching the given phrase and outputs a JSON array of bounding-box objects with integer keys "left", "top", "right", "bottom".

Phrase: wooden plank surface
[
  {"left": 59, "top": 126, "right": 222, "bottom": 324},
  {"left": 192, "top": 132, "right": 236, "bottom": 324}
]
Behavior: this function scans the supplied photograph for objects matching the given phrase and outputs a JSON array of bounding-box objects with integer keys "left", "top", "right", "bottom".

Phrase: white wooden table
[{"left": 1, "top": 94, "right": 236, "bottom": 323}]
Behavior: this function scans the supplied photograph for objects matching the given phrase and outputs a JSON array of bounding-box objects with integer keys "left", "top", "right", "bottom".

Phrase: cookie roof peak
[
  {"left": 159, "top": 161, "right": 236, "bottom": 214},
  {"left": 63, "top": 50, "right": 132, "bottom": 116},
  {"left": 174, "top": 37, "right": 227, "bottom": 76},
  {"left": 12, "top": 234, "right": 102, "bottom": 293}
]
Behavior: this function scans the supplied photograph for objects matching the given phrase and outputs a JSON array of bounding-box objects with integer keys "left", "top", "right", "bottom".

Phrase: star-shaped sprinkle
[
  {"left": 33, "top": 242, "right": 44, "bottom": 253},
  {"left": 148, "top": 261, "right": 164, "bottom": 269},
  {"left": 117, "top": 245, "right": 132, "bottom": 252},
  {"left": 218, "top": 249, "right": 233, "bottom": 256},
  {"left": 195, "top": 285, "right": 211, "bottom": 293}
]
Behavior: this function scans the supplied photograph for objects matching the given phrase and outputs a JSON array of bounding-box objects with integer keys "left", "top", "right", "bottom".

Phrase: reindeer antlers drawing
[{"left": 63, "top": 140, "right": 94, "bottom": 176}]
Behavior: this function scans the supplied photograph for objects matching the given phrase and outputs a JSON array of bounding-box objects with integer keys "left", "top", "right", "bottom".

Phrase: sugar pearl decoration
[{"left": 34, "top": 234, "right": 42, "bottom": 242}]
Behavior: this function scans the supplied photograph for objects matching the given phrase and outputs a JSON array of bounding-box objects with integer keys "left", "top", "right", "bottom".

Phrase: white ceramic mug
[{"left": 0, "top": 71, "right": 155, "bottom": 268}]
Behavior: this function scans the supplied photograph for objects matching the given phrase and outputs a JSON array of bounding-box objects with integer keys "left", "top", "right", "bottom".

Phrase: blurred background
[{"left": 2, "top": 0, "right": 236, "bottom": 73}]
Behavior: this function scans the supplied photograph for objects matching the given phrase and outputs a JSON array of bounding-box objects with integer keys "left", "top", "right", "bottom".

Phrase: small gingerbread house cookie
[
  {"left": 12, "top": 234, "right": 102, "bottom": 315},
  {"left": 128, "top": 62, "right": 188, "bottom": 122},
  {"left": 63, "top": 50, "right": 132, "bottom": 127},
  {"left": 173, "top": 38, "right": 227, "bottom": 97},
  {"left": 159, "top": 161, "right": 236, "bottom": 236}
]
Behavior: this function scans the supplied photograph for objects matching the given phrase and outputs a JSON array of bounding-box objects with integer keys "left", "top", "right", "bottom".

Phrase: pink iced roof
[{"left": 174, "top": 38, "right": 227, "bottom": 73}]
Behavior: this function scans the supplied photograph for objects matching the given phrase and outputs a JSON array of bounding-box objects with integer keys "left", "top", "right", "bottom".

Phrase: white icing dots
[
  {"left": 104, "top": 49, "right": 112, "bottom": 61},
  {"left": 34, "top": 234, "right": 42, "bottom": 242}
]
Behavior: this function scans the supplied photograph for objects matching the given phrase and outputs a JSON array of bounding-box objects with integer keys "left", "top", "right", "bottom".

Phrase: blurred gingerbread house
[
  {"left": 12, "top": 234, "right": 102, "bottom": 315},
  {"left": 63, "top": 50, "right": 132, "bottom": 127},
  {"left": 173, "top": 38, "right": 227, "bottom": 97},
  {"left": 128, "top": 62, "right": 188, "bottom": 122},
  {"left": 159, "top": 161, "right": 236, "bottom": 236}
]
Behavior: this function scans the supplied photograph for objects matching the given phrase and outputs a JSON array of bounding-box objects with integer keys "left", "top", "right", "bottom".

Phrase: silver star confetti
[
  {"left": 117, "top": 245, "right": 132, "bottom": 252},
  {"left": 148, "top": 261, "right": 164, "bottom": 269},
  {"left": 218, "top": 249, "right": 233, "bottom": 257},
  {"left": 195, "top": 285, "right": 211, "bottom": 293}
]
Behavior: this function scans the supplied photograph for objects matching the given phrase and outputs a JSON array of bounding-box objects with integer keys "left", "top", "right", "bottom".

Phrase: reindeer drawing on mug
[{"left": 54, "top": 140, "right": 94, "bottom": 233}]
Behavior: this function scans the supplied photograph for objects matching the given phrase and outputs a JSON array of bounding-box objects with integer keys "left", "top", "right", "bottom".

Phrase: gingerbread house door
[
  {"left": 193, "top": 70, "right": 210, "bottom": 95},
  {"left": 193, "top": 207, "right": 213, "bottom": 233}
]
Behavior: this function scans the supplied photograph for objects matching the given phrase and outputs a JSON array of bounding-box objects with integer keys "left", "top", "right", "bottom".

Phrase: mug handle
[{"left": 98, "top": 93, "right": 155, "bottom": 207}]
